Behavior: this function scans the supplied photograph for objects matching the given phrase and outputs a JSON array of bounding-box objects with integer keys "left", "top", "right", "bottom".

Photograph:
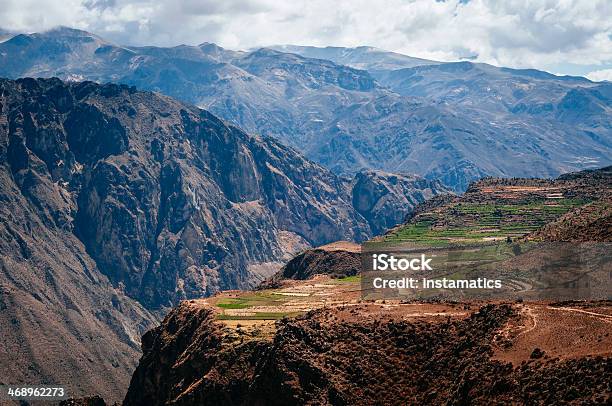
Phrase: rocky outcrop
[
  {"left": 261, "top": 242, "right": 362, "bottom": 288},
  {"left": 351, "top": 170, "right": 450, "bottom": 234},
  {"left": 59, "top": 396, "right": 107, "bottom": 406},
  {"left": 279, "top": 248, "right": 360, "bottom": 281},
  {"left": 124, "top": 303, "right": 611, "bottom": 405}
]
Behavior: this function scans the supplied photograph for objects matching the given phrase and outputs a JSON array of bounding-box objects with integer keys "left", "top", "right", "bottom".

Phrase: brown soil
[
  {"left": 124, "top": 294, "right": 612, "bottom": 406},
  {"left": 317, "top": 241, "right": 361, "bottom": 252},
  {"left": 494, "top": 303, "right": 612, "bottom": 364}
]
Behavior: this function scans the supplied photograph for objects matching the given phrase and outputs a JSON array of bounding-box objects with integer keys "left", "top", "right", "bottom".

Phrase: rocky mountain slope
[
  {"left": 527, "top": 167, "right": 612, "bottom": 242},
  {"left": 124, "top": 300, "right": 611, "bottom": 405},
  {"left": 527, "top": 199, "right": 611, "bottom": 242},
  {"left": 0, "top": 77, "right": 379, "bottom": 309},
  {"left": 269, "top": 45, "right": 439, "bottom": 72},
  {"left": 0, "top": 83, "right": 158, "bottom": 401},
  {"left": 375, "top": 62, "right": 611, "bottom": 148},
  {"left": 1, "top": 27, "right": 610, "bottom": 191},
  {"left": 350, "top": 170, "right": 450, "bottom": 235}
]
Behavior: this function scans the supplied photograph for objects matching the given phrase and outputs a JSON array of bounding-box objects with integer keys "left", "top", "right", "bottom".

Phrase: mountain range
[
  {"left": 0, "top": 77, "right": 446, "bottom": 400},
  {"left": 0, "top": 25, "right": 611, "bottom": 403},
  {"left": 1, "top": 27, "right": 610, "bottom": 191}
]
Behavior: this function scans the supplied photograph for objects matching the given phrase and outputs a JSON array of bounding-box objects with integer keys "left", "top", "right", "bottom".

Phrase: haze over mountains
[{"left": 1, "top": 27, "right": 610, "bottom": 191}]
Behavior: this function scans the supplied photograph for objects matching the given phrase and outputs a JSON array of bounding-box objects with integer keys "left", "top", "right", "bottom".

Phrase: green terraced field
[
  {"left": 385, "top": 198, "right": 587, "bottom": 244},
  {"left": 215, "top": 292, "right": 288, "bottom": 309}
]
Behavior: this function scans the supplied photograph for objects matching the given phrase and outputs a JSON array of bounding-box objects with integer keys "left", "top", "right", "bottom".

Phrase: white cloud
[
  {"left": 586, "top": 69, "right": 612, "bottom": 82},
  {"left": 0, "top": 0, "right": 610, "bottom": 75}
]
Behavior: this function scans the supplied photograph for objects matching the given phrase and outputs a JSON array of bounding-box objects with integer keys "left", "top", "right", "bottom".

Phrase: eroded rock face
[
  {"left": 351, "top": 170, "right": 451, "bottom": 235},
  {"left": 260, "top": 246, "right": 361, "bottom": 289},
  {"left": 0, "top": 80, "right": 158, "bottom": 402},
  {"left": 0, "top": 77, "right": 375, "bottom": 309}
]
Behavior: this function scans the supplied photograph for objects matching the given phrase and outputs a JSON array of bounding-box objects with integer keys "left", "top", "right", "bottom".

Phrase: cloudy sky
[{"left": 1, "top": 0, "right": 611, "bottom": 80}]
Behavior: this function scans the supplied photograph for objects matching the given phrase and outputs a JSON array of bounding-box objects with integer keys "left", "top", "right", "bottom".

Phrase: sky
[{"left": 1, "top": 0, "right": 611, "bottom": 80}]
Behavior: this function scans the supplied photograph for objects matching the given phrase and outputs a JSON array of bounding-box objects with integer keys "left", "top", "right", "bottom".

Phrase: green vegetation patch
[
  {"left": 217, "top": 312, "right": 301, "bottom": 321},
  {"left": 216, "top": 291, "right": 291, "bottom": 310},
  {"left": 385, "top": 198, "right": 588, "bottom": 244},
  {"left": 333, "top": 275, "right": 361, "bottom": 283},
  {"left": 217, "top": 300, "right": 251, "bottom": 309}
]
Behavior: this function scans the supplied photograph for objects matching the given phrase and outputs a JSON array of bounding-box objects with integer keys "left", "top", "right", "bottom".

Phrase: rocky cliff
[
  {"left": 260, "top": 241, "right": 362, "bottom": 288},
  {"left": 350, "top": 170, "right": 450, "bottom": 235},
  {"left": 0, "top": 77, "right": 378, "bottom": 309},
  {"left": 124, "top": 301, "right": 611, "bottom": 405},
  {"left": 0, "top": 81, "right": 158, "bottom": 402}
]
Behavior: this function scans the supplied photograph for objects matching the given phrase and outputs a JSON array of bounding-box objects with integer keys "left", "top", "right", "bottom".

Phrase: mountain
[
  {"left": 350, "top": 169, "right": 451, "bottom": 234},
  {"left": 269, "top": 44, "right": 439, "bottom": 72},
  {"left": 0, "top": 77, "right": 387, "bottom": 309},
  {"left": 0, "top": 74, "right": 446, "bottom": 298},
  {"left": 0, "top": 79, "right": 158, "bottom": 401},
  {"left": 374, "top": 61, "right": 611, "bottom": 126},
  {"left": 384, "top": 166, "right": 611, "bottom": 244},
  {"left": 0, "top": 27, "right": 610, "bottom": 192}
]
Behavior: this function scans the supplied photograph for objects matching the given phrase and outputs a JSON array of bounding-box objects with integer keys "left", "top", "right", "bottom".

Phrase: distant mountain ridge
[
  {"left": 0, "top": 26, "right": 610, "bottom": 191},
  {"left": 0, "top": 28, "right": 14, "bottom": 42},
  {"left": 269, "top": 44, "right": 439, "bottom": 72}
]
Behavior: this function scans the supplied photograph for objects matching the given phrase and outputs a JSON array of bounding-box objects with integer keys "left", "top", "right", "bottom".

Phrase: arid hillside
[
  {"left": 124, "top": 292, "right": 611, "bottom": 405},
  {"left": 123, "top": 168, "right": 611, "bottom": 405},
  {"left": 260, "top": 241, "right": 361, "bottom": 288}
]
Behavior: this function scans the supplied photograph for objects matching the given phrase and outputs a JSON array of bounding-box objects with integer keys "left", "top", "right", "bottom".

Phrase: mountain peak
[
  {"left": 269, "top": 44, "right": 439, "bottom": 71},
  {"left": 42, "top": 25, "right": 104, "bottom": 39}
]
